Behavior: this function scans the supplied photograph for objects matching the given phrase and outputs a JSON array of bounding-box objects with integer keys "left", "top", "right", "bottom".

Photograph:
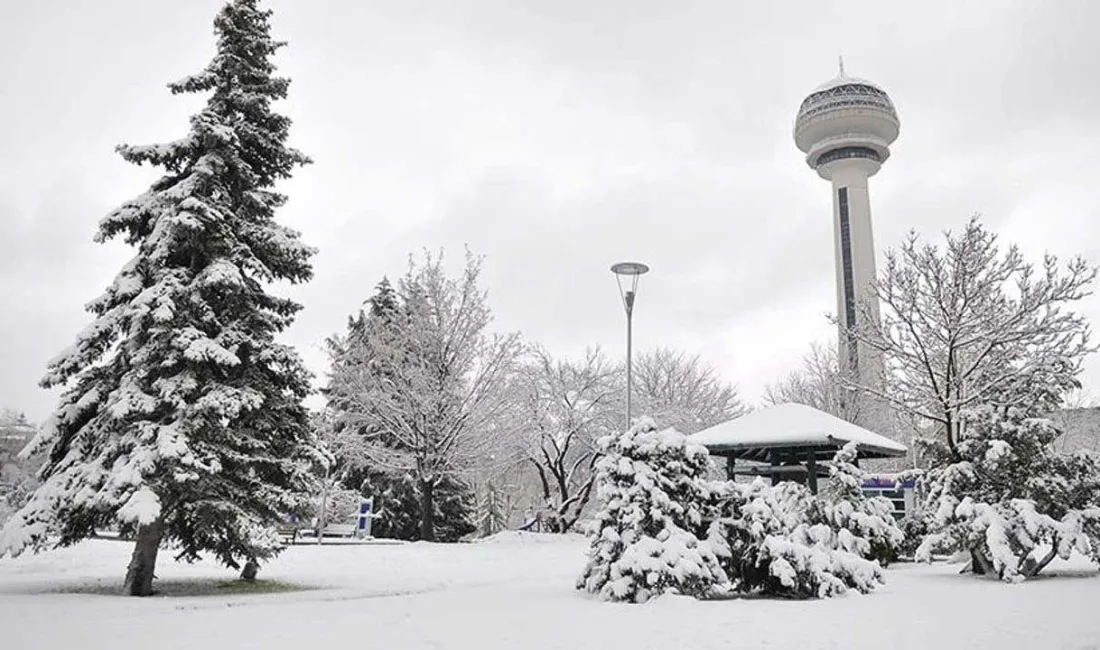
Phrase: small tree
[
  {"left": 708, "top": 478, "right": 886, "bottom": 599},
  {"left": 849, "top": 216, "right": 1095, "bottom": 458},
  {"left": 577, "top": 418, "right": 727, "bottom": 603},
  {"left": 708, "top": 448, "right": 901, "bottom": 601},
  {"left": 326, "top": 250, "right": 522, "bottom": 541},
  {"left": 517, "top": 346, "right": 619, "bottom": 532},
  {"left": 0, "top": 0, "right": 317, "bottom": 596},
  {"left": 815, "top": 442, "right": 905, "bottom": 565},
  {"left": 0, "top": 411, "right": 39, "bottom": 526},
  {"left": 764, "top": 343, "right": 857, "bottom": 420},
  {"left": 632, "top": 348, "right": 749, "bottom": 434},
  {"left": 844, "top": 216, "right": 1100, "bottom": 576},
  {"left": 352, "top": 472, "right": 475, "bottom": 542},
  {"left": 915, "top": 362, "right": 1100, "bottom": 581}
]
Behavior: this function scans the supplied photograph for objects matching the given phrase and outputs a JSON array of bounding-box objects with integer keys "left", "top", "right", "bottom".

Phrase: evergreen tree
[
  {"left": 477, "top": 480, "right": 512, "bottom": 537},
  {"left": 707, "top": 478, "right": 885, "bottom": 599},
  {"left": 578, "top": 427, "right": 896, "bottom": 602},
  {"left": 577, "top": 418, "right": 727, "bottom": 603},
  {"left": 0, "top": 411, "right": 40, "bottom": 526},
  {"left": 347, "top": 469, "right": 475, "bottom": 542},
  {"left": 0, "top": 0, "right": 316, "bottom": 596},
  {"left": 815, "top": 442, "right": 905, "bottom": 565}
]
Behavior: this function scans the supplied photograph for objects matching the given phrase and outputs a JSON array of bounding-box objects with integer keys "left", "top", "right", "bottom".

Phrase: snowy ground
[{"left": 1, "top": 533, "right": 1098, "bottom": 650}]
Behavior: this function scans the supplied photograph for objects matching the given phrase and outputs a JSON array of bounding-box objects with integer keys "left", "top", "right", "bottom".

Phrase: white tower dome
[{"left": 794, "top": 63, "right": 900, "bottom": 180}]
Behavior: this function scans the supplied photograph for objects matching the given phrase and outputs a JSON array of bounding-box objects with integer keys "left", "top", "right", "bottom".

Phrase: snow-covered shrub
[
  {"left": 915, "top": 364, "right": 1100, "bottom": 581},
  {"left": 816, "top": 442, "right": 906, "bottom": 565},
  {"left": 897, "top": 511, "right": 930, "bottom": 559},
  {"left": 0, "top": 499, "right": 13, "bottom": 527},
  {"left": 708, "top": 478, "right": 885, "bottom": 599},
  {"left": 577, "top": 418, "right": 727, "bottom": 603}
]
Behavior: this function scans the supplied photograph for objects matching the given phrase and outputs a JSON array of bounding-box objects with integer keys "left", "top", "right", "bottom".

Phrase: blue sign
[
  {"left": 357, "top": 498, "right": 374, "bottom": 532},
  {"left": 862, "top": 477, "right": 916, "bottom": 489}
]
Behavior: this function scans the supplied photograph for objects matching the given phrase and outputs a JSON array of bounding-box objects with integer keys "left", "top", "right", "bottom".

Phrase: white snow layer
[
  {"left": 1, "top": 534, "right": 1098, "bottom": 650},
  {"left": 690, "top": 403, "right": 908, "bottom": 455}
]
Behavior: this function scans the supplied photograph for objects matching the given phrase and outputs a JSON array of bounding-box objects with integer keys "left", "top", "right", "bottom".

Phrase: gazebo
[{"left": 689, "top": 403, "right": 907, "bottom": 494}]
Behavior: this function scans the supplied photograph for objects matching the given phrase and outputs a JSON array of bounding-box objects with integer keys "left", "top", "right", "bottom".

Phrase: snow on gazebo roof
[{"left": 689, "top": 403, "right": 907, "bottom": 460}]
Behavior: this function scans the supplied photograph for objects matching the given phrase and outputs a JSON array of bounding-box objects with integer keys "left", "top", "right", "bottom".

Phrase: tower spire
[{"left": 838, "top": 55, "right": 846, "bottom": 77}]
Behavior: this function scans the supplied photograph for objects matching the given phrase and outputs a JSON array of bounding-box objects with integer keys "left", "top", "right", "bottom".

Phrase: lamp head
[{"left": 611, "top": 261, "right": 649, "bottom": 315}]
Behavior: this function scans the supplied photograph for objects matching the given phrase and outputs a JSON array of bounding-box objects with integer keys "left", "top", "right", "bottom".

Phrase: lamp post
[{"left": 611, "top": 261, "right": 650, "bottom": 431}]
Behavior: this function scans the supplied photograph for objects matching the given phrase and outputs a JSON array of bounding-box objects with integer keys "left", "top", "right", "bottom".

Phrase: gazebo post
[
  {"left": 770, "top": 454, "right": 780, "bottom": 486},
  {"left": 725, "top": 455, "right": 736, "bottom": 481},
  {"left": 806, "top": 452, "right": 819, "bottom": 495}
]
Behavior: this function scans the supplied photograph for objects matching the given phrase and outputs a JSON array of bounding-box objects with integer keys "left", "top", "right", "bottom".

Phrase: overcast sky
[{"left": 2, "top": 0, "right": 1099, "bottom": 422}]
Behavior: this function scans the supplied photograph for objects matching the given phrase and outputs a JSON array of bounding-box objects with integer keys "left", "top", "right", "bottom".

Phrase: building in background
[{"left": 793, "top": 60, "right": 900, "bottom": 392}]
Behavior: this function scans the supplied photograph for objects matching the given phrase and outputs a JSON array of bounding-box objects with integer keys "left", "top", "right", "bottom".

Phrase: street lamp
[{"left": 611, "top": 261, "right": 650, "bottom": 431}]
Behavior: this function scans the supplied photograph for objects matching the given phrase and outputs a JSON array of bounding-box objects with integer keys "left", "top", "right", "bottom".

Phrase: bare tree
[
  {"left": 1053, "top": 388, "right": 1100, "bottom": 454},
  {"left": 763, "top": 341, "right": 912, "bottom": 455},
  {"left": 516, "top": 346, "right": 620, "bottom": 532},
  {"left": 632, "top": 347, "right": 749, "bottom": 434},
  {"left": 763, "top": 342, "right": 859, "bottom": 420},
  {"left": 326, "top": 249, "right": 523, "bottom": 541},
  {"left": 847, "top": 216, "right": 1096, "bottom": 458}
]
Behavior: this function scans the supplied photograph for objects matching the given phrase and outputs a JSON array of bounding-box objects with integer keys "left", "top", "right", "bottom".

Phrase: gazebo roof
[{"left": 689, "top": 403, "right": 907, "bottom": 462}]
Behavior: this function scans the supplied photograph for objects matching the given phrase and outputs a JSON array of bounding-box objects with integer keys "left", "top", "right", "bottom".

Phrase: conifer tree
[
  {"left": 816, "top": 442, "right": 905, "bottom": 565},
  {"left": 577, "top": 418, "right": 727, "bottom": 603},
  {"left": 0, "top": 0, "right": 316, "bottom": 596}
]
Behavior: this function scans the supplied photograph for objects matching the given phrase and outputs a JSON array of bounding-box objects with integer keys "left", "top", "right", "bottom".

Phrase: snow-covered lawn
[{"left": 1, "top": 533, "right": 1098, "bottom": 650}]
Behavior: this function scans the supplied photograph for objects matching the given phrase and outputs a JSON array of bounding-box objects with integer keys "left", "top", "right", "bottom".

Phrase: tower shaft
[{"left": 826, "top": 160, "right": 883, "bottom": 388}]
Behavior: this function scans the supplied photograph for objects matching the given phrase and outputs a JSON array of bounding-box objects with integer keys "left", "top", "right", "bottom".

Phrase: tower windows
[
  {"left": 816, "top": 146, "right": 881, "bottom": 167},
  {"left": 838, "top": 187, "right": 859, "bottom": 373}
]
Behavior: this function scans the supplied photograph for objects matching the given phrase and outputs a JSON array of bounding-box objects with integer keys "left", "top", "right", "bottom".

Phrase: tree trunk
[
  {"left": 1024, "top": 540, "right": 1059, "bottom": 579},
  {"left": 123, "top": 517, "right": 165, "bottom": 597},
  {"left": 969, "top": 547, "right": 992, "bottom": 576},
  {"left": 420, "top": 479, "right": 436, "bottom": 542},
  {"left": 240, "top": 559, "right": 260, "bottom": 582}
]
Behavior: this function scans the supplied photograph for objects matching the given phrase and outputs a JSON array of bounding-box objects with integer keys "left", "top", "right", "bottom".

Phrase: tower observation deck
[{"left": 794, "top": 60, "right": 900, "bottom": 389}]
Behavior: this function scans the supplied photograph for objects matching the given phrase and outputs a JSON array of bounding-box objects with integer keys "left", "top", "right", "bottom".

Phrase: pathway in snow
[{"left": 1, "top": 533, "right": 1098, "bottom": 650}]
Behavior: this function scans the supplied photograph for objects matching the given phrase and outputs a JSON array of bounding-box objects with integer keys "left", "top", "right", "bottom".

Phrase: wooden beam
[{"left": 806, "top": 452, "right": 819, "bottom": 495}]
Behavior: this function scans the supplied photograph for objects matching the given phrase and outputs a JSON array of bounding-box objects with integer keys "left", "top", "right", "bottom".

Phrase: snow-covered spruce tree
[
  {"left": 0, "top": 0, "right": 317, "bottom": 596},
  {"left": 350, "top": 471, "right": 476, "bottom": 542},
  {"left": 817, "top": 442, "right": 906, "bottom": 565},
  {"left": 477, "top": 480, "right": 512, "bottom": 537},
  {"left": 915, "top": 361, "right": 1100, "bottom": 581},
  {"left": 707, "top": 478, "right": 885, "bottom": 599},
  {"left": 0, "top": 411, "right": 41, "bottom": 526},
  {"left": 577, "top": 418, "right": 727, "bottom": 603}
]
